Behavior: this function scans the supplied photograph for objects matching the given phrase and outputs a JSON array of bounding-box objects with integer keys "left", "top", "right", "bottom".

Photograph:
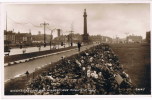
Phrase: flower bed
[{"left": 24, "top": 44, "right": 135, "bottom": 95}]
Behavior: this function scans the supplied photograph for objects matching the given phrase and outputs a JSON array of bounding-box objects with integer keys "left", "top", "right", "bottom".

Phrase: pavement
[{"left": 4, "top": 44, "right": 97, "bottom": 82}]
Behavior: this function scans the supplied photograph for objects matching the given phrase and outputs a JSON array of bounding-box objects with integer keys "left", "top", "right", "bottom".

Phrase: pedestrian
[
  {"left": 77, "top": 42, "right": 81, "bottom": 52},
  {"left": 38, "top": 45, "right": 41, "bottom": 52},
  {"left": 71, "top": 42, "right": 73, "bottom": 47},
  {"left": 20, "top": 45, "right": 22, "bottom": 49},
  {"left": 23, "top": 49, "right": 26, "bottom": 54},
  {"left": 25, "top": 71, "right": 29, "bottom": 80}
]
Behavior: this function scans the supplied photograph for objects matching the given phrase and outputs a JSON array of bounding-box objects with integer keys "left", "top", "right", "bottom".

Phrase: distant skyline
[{"left": 3, "top": 3, "right": 150, "bottom": 38}]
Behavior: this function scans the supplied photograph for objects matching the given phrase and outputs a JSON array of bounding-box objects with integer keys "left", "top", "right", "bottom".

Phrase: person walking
[{"left": 77, "top": 42, "right": 81, "bottom": 52}]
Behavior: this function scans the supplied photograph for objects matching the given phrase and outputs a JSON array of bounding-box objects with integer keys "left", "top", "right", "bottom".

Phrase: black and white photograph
[{"left": 1, "top": 1, "right": 151, "bottom": 97}]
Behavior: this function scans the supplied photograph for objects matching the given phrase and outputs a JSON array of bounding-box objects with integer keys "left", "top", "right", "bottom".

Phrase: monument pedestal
[{"left": 82, "top": 33, "right": 89, "bottom": 43}]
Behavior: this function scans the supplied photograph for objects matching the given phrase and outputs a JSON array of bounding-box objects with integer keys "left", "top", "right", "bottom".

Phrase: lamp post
[
  {"left": 40, "top": 22, "right": 49, "bottom": 47},
  {"left": 69, "top": 23, "right": 74, "bottom": 47},
  {"left": 69, "top": 31, "right": 73, "bottom": 47}
]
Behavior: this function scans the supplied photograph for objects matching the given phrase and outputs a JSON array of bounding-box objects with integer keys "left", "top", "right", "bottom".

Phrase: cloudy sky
[{"left": 4, "top": 3, "right": 150, "bottom": 38}]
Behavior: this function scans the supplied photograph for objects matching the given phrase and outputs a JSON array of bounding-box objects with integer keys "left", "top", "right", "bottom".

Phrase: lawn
[{"left": 110, "top": 43, "right": 151, "bottom": 94}]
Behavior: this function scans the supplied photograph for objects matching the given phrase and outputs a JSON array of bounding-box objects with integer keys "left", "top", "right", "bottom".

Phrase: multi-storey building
[
  {"left": 146, "top": 31, "right": 150, "bottom": 43},
  {"left": 15, "top": 32, "right": 32, "bottom": 45},
  {"left": 4, "top": 30, "right": 32, "bottom": 46},
  {"left": 126, "top": 35, "right": 142, "bottom": 43},
  {"left": 4, "top": 30, "right": 16, "bottom": 45}
]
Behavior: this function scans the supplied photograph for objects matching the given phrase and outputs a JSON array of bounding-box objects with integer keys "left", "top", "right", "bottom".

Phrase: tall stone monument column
[
  {"left": 84, "top": 9, "right": 87, "bottom": 35},
  {"left": 83, "top": 9, "right": 89, "bottom": 43}
]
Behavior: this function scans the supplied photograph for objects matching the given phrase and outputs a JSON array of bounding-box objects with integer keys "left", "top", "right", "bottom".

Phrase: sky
[{"left": 3, "top": 3, "right": 150, "bottom": 38}]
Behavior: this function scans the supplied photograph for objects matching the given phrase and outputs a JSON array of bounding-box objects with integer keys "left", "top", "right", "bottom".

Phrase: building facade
[
  {"left": 4, "top": 30, "right": 32, "bottom": 46},
  {"left": 90, "top": 35, "right": 112, "bottom": 43},
  {"left": 4, "top": 30, "right": 16, "bottom": 45},
  {"left": 57, "top": 29, "right": 61, "bottom": 37},
  {"left": 146, "top": 31, "right": 150, "bottom": 43},
  {"left": 126, "top": 35, "right": 142, "bottom": 43},
  {"left": 15, "top": 32, "right": 32, "bottom": 45},
  {"left": 32, "top": 33, "right": 52, "bottom": 44}
]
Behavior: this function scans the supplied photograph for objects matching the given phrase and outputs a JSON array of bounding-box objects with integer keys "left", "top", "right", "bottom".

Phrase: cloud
[{"left": 5, "top": 3, "right": 150, "bottom": 38}]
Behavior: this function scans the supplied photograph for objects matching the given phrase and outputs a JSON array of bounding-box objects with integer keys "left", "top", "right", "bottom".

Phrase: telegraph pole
[
  {"left": 4, "top": 12, "right": 9, "bottom": 53},
  {"left": 6, "top": 12, "right": 8, "bottom": 44},
  {"left": 40, "top": 22, "right": 49, "bottom": 47},
  {"left": 6, "top": 12, "right": 7, "bottom": 32},
  {"left": 29, "top": 29, "right": 31, "bottom": 33},
  {"left": 69, "top": 30, "right": 73, "bottom": 46},
  {"left": 69, "top": 23, "right": 74, "bottom": 46}
]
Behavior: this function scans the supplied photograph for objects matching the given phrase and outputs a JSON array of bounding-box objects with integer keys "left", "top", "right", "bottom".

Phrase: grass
[
  {"left": 5, "top": 43, "right": 151, "bottom": 95},
  {"left": 110, "top": 43, "right": 151, "bottom": 94}
]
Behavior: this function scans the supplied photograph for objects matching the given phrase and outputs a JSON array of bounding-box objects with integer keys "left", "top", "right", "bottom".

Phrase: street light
[
  {"left": 70, "top": 31, "right": 73, "bottom": 47},
  {"left": 40, "top": 22, "right": 49, "bottom": 47}
]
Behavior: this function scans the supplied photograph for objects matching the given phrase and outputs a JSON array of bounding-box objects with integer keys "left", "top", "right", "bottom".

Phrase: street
[{"left": 4, "top": 44, "right": 96, "bottom": 82}]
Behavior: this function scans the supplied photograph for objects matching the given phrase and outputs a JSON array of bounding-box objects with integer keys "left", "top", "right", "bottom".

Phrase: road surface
[{"left": 4, "top": 44, "right": 96, "bottom": 82}]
